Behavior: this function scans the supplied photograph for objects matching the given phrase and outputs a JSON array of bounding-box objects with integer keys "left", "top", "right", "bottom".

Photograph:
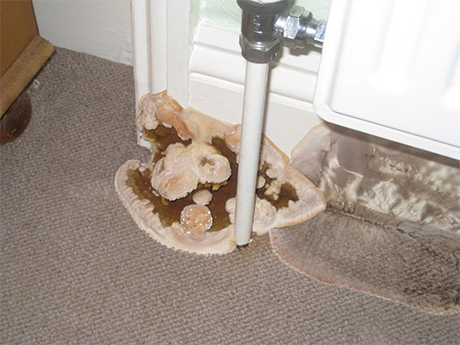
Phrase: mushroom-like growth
[
  {"left": 180, "top": 205, "right": 213, "bottom": 240},
  {"left": 271, "top": 123, "right": 460, "bottom": 315},
  {"left": 193, "top": 190, "right": 213, "bottom": 206},
  {"left": 115, "top": 91, "right": 326, "bottom": 255},
  {"left": 151, "top": 142, "right": 231, "bottom": 201}
]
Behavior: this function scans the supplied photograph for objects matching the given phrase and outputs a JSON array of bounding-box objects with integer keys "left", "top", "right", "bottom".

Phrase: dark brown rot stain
[
  {"left": 127, "top": 168, "right": 195, "bottom": 228},
  {"left": 129, "top": 127, "right": 298, "bottom": 233},
  {"left": 206, "top": 138, "right": 238, "bottom": 231},
  {"left": 256, "top": 165, "right": 299, "bottom": 210},
  {"left": 143, "top": 124, "right": 191, "bottom": 162},
  {"left": 128, "top": 133, "right": 237, "bottom": 232}
]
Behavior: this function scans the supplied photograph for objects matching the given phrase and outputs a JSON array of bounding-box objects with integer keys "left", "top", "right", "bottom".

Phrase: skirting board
[
  {"left": 188, "top": 23, "right": 323, "bottom": 155},
  {"left": 131, "top": 0, "right": 323, "bottom": 156}
]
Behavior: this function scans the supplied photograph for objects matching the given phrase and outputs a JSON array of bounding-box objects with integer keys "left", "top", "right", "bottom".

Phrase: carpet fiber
[{"left": 1, "top": 49, "right": 459, "bottom": 344}]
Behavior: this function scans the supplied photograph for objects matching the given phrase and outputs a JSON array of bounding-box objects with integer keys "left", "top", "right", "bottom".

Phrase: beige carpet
[{"left": 1, "top": 48, "right": 459, "bottom": 345}]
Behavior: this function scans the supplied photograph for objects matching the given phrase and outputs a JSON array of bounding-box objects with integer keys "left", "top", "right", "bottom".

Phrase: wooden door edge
[{"left": 0, "top": 36, "right": 54, "bottom": 118}]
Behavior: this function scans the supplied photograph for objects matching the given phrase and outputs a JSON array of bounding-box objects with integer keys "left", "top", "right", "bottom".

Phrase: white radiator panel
[{"left": 314, "top": 0, "right": 460, "bottom": 160}]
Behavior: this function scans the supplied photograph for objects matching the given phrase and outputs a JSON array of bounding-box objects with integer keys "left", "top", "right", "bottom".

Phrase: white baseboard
[
  {"left": 132, "top": 1, "right": 323, "bottom": 156},
  {"left": 189, "top": 23, "right": 323, "bottom": 155}
]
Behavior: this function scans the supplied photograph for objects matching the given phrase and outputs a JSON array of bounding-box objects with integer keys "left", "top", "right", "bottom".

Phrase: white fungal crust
[
  {"left": 137, "top": 91, "right": 235, "bottom": 144},
  {"left": 281, "top": 123, "right": 460, "bottom": 315},
  {"left": 115, "top": 161, "right": 236, "bottom": 255},
  {"left": 116, "top": 91, "right": 326, "bottom": 255},
  {"left": 136, "top": 92, "right": 194, "bottom": 141},
  {"left": 257, "top": 176, "right": 266, "bottom": 189},
  {"left": 225, "top": 125, "right": 327, "bottom": 233},
  {"left": 193, "top": 190, "right": 213, "bottom": 206},
  {"left": 291, "top": 123, "right": 460, "bottom": 237},
  {"left": 180, "top": 205, "right": 213, "bottom": 240},
  {"left": 225, "top": 198, "right": 236, "bottom": 224},
  {"left": 151, "top": 142, "right": 231, "bottom": 201},
  {"left": 253, "top": 199, "right": 277, "bottom": 234}
]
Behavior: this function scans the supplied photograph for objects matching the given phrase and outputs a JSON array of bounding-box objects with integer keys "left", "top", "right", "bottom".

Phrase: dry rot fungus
[
  {"left": 115, "top": 91, "right": 326, "bottom": 255},
  {"left": 271, "top": 123, "right": 460, "bottom": 315}
]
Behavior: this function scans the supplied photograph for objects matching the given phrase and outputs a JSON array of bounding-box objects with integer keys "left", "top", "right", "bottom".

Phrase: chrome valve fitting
[
  {"left": 274, "top": 5, "right": 326, "bottom": 49},
  {"left": 237, "top": 0, "right": 289, "bottom": 64},
  {"left": 237, "top": 0, "right": 327, "bottom": 64}
]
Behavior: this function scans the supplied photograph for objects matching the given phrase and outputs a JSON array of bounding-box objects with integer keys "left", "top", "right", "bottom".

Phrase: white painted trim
[
  {"left": 33, "top": 0, "right": 132, "bottom": 65},
  {"left": 190, "top": 23, "right": 321, "bottom": 105},
  {"left": 166, "top": 1, "right": 191, "bottom": 106},
  {"left": 149, "top": 0, "right": 167, "bottom": 93},
  {"left": 131, "top": 1, "right": 323, "bottom": 155},
  {"left": 190, "top": 43, "right": 318, "bottom": 104},
  {"left": 188, "top": 22, "right": 323, "bottom": 154},
  {"left": 188, "top": 74, "right": 322, "bottom": 155},
  {"left": 193, "top": 23, "right": 322, "bottom": 71},
  {"left": 131, "top": 0, "right": 152, "bottom": 147},
  {"left": 131, "top": 0, "right": 150, "bottom": 104}
]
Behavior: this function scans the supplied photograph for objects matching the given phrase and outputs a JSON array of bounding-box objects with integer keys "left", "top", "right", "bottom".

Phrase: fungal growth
[
  {"left": 115, "top": 91, "right": 326, "bottom": 255},
  {"left": 271, "top": 123, "right": 460, "bottom": 315}
]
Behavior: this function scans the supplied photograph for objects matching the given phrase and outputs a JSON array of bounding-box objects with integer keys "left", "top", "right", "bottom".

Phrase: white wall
[
  {"left": 32, "top": 0, "right": 132, "bottom": 65},
  {"left": 198, "top": 0, "right": 331, "bottom": 28},
  {"left": 32, "top": 0, "right": 331, "bottom": 66}
]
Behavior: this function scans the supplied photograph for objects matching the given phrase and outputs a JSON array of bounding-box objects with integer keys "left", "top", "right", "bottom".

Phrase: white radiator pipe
[{"left": 234, "top": 61, "right": 270, "bottom": 246}]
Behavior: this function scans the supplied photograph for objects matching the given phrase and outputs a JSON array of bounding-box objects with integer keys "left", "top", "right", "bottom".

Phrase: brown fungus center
[
  {"left": 144, "top": 124, "right": 191, "bottom": 162},
  {"left": 128, "top": 124, "right": 298, "bottom": 233},
  {"left": 256, "top": 165, "right": 299, "bottom": 210}
]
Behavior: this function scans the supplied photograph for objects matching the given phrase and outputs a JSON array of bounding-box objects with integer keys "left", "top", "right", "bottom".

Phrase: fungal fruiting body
[
  {"left": 271, "top": 123, "right": 460, "bottom": 315},
  {"left": 290, "top": 124, "right": 460, "bottom": 237},
  {"left": 115, "top": 91, "right": 326, "bottom": 255}
]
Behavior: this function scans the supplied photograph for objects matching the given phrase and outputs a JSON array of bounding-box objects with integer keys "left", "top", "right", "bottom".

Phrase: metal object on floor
[{"left": 0, "top": 92, "right": 32, "bottom": 144}]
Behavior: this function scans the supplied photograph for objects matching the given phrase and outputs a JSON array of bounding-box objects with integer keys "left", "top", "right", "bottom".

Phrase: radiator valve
[
  {"left": 237, "top": 0, "right": 327, "bottom": 64},
  {"left": 274, "top": 5, "right": 326, "bottom": 49}
]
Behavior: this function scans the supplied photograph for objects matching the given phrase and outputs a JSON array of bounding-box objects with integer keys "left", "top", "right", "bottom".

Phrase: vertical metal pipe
[
  {"left": 235, "top": 0, "right": 326, "bottom": 246},
  {"left": 234, "top": 61, "right": 270, "bottom": 246}
]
